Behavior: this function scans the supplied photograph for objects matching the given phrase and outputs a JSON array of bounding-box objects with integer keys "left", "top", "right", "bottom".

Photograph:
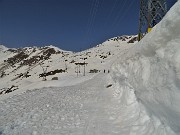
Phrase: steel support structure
[{"left": 138, "top": 0, "right": 167, "bottom": 41}]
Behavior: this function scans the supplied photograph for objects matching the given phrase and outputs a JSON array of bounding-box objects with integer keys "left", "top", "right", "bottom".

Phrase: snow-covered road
[
  {"left": 0, "top": 73, "right": 174, "bottom": 135},
  {"left": 0, "top": 73, "right": 122, "bottom": 135},
  {"left": 0, "top": 73, "right": 143, "bottom": 135}
]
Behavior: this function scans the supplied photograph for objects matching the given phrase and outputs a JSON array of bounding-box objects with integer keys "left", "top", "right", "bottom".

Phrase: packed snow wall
[{"left": 111, "top": 1, "right": 180, "bottom": 134}]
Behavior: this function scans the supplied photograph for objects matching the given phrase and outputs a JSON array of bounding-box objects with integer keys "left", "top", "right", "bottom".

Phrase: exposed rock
[{"left": 52, "top": 77, "right": 58, "bottom": 80}]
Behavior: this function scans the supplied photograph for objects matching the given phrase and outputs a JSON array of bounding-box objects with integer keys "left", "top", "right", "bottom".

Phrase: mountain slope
[{"left": 0, "top": 35, "right": 137, "bottom": 96}]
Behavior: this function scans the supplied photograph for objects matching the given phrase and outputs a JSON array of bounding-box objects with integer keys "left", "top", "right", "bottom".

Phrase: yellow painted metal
[{"left": 148, "top": 27, "right": 152, "bottom": 32}]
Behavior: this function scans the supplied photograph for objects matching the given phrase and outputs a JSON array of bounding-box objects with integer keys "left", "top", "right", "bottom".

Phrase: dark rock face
[
  {"left": 108, "top": 35, "right": 138, "bottom": 43},
  {"left": 39, "top": 69, "right": 66, "bottom": 78},
  {"left": 0, "top": 85, "right": 19, "bottom": 95},
  {"left": 128, "top": 37, "right": 138, "bottom": 43},
  {"left": 52, "top": 77, "right": 58, "bottom": 80},
  {"left": 5, "top": 52, "right": 29, "bottom": 65}
]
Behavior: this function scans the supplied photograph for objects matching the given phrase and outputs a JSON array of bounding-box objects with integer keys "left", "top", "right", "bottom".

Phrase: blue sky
[{"left": 0, "top": 0, "right": 176, "bottom": 52}]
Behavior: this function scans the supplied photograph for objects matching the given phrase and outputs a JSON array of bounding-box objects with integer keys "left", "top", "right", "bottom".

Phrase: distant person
[
  {"left": 104, "top": 69, "right": 105, "bottom": 73},
  {"left": 108, "top": 70, "right": 110, "bottom": 73}
]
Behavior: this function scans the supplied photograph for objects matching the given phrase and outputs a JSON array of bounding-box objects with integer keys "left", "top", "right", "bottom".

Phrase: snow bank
[{"left": 111, "top": 1, "right": 180, "bottom": 134}]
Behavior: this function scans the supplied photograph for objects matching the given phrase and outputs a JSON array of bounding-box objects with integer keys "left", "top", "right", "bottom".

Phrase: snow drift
[{"left": 111, "top": 1, "right": 180, "bottom": 134}]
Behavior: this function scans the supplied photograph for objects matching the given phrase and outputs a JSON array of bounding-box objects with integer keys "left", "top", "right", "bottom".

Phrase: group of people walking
[{"left": 103, "top": 69, "right": 110, "bottom": 73}]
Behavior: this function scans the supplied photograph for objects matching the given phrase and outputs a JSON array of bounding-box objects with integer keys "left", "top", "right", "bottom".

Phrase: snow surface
[
  {"left": 0, "top": 45, "right": 8, "bottom": 52},
  {"left": 0, "top": 1, "right": 179, "bottom": 135},
  {"left": 111, "top": 1, "right": 180, "bottom": 134},
  {"left": 0, "top": 73, "right": 168, "bottom": 135}
]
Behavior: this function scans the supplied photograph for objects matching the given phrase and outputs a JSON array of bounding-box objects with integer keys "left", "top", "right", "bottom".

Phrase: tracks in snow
[{"left": 0, "top": 73, "right": 155, "bottom": 135}]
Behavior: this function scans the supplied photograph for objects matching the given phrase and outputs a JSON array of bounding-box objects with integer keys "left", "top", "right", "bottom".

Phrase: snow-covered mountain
[
  {"left": 0, "top": 1, "right": 179, "bottom": 135},
  {"left": 0, "top": 45, "right": 8, "bottom": 51},
  {"left": 0, "top": 35, "right": 138, "bottom": 96}
]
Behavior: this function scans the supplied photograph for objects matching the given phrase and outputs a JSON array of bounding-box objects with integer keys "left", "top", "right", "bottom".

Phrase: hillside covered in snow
[
  {"left": 0, "top": 35, "right": 137, "bottom": 96},
  {"left": 0, "top": 1, "right": 180, "bottom": 135}
]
